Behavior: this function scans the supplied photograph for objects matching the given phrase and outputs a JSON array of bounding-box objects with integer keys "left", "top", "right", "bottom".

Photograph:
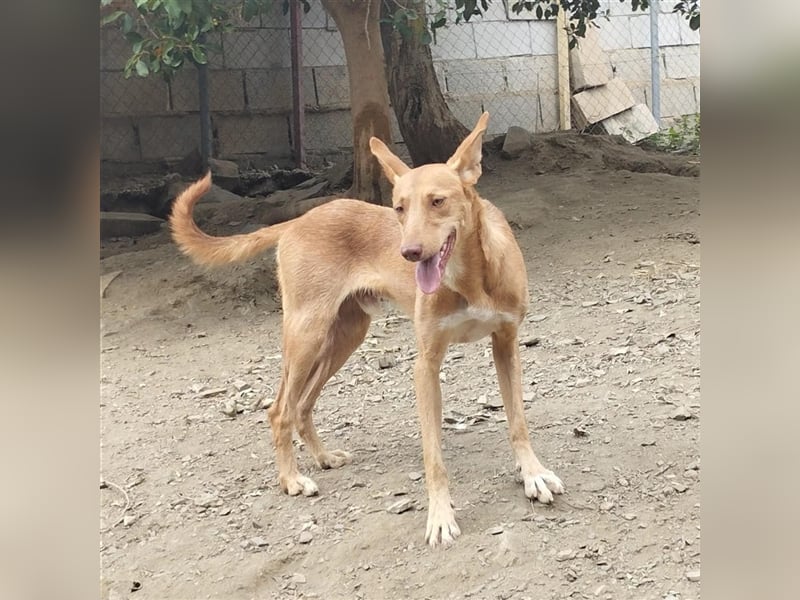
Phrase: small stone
[
  {"left": 193, "top": 493, "right": 221, "bottom": 508},
  {"left": 622, "top": 513, "right": 637, "bottom": 521},
  {"left": 378, "top": 354, "right": 396, "bottom": 369},
  {"left": 671, "top": 405, "right": 693, "bottom": 420},
  {"left": 686, "top": 569, "right": 700, "bottom": 582},
  {"left": 486, "top": 526, "right": 504, "bottom": 535},
  {"left": 521, "top": 337, "right": 541, "bottom": 347},
  {"left": 529, "top": 314, "right": 548, "bottom": 322},
  {"left": 232, "top": 379, "right": 251, "bottom": 392},
  {"left": 199, "top": 387, "right": 227, "bottom": 398},
  {"left": 222, "top": 398, "right": 238, "bottom": 417},
  {"left": 556, "top": 549, "right": 575, "bottom": 561},
  {"left": 641, "top": 439, "right": 656, "bottom": 446},
  {"left": 523, "top": 391, "right": 535, "bottom": 403},
  {"left": 594, "top": 584, "right": 608, "bottom": 596},
  {"left": 617, "top": 476, "right": 629, "bottom": 487},
  {"left": 298, "top": 531, "right": 313, "bottom": 544},
  {"left": 290, "top": 573, "right": 307, "bottom": 584},
  {"left": 599, "top": 501, "right": 615, "bottom": 511},
  {"left": 386, "top": 498, "right": 414, "bottom": 514},
  {"left": 408, "top": 471, "right": 423, "bottom": 481},
  {"left": 218, "top": 506, "right": 232, "bottom": 516},
  {"left": 122, "top": 515, "right": 137, "bottom": 527},
  {"left": 582, "top": 300, "right": 599, "bottom": 307},
  {"left": 671, "top": 481, "right": 688, "bottom": 493},
  {"left": 249, "top": 536, "right": 269, "bottom": 547}
]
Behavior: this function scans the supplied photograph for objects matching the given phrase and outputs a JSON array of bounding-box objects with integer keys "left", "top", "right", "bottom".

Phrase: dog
[{"left": 170, "top": 113, "right": 564, "bottom": 547}]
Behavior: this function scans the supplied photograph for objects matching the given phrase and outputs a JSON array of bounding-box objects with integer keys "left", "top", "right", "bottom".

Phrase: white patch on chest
[{"left": 438, "top": 306, "right": 516, "bottom": 343}]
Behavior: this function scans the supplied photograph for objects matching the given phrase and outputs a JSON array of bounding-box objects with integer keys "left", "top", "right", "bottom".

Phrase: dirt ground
[{"left": 100, "top": 135, "right": 700, "bottom": 600}]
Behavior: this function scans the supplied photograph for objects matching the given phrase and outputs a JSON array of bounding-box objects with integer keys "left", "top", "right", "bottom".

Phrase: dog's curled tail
[{"left": 169, "top": 172, "right": 290, "bottom": 267}]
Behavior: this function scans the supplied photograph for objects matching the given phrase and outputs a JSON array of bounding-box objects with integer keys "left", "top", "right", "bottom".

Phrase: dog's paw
[
  {"left": 425, "top": 502, "right": 461, "bottom": 548},
  {"left": 521, "top": 469, "right": 564, "bottom": 504},
  {"left": 281, "top": 474, "right": 319, "bottom": 497},
  {"left": 317, "top": 449, "right": 352, "bottom": 470}
]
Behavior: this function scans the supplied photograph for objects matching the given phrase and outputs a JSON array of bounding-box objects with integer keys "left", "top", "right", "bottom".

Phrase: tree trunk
[
  {"left": 380, "top": 0, "right": 470, "bottom": 166},
  {"left": 321, "top": 0, "right": 393, "bottom": 205}
]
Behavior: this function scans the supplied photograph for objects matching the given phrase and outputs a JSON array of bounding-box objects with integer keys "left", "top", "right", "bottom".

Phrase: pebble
[
  {"left": 386, "top": 498, "right": 414, "bottom": 514},
  {"left": 298, "top": 531, "right": 313, "bottom": 544},
  {"left": 232, "top": 379, "right": 250, "bottom": 392},
  {"left": 599, "top": 501, "right": 615, "bottom": 511},
  {"left": 529, "top": 314, "right": 548, "bottom": 322},
  {"left": 378, "top": 355, "right": 396, "bottom": 369},
  {"left": 218, "top": 506, "right": 232, "bottom": 516},
  {"left": 407, "top": 471, "right": 423, "bottom": 481},
  {"left": 671, "top": 481, "right": 688, "bottom": 493},
  {"left": 521, "top": 337, "right": 541, "bottom": 347},
  {"left": 594, "top": 584, "right": 608, "bottom": 596},
  {"left": 686, "top": 569, "right": 700, "bottom": 582},
  {"left": 248, "top": 536, "right": 269, "bottom": 547},
  {"left": 122, "top": 515, "right": 137, "bottom": 527},
  {"left": 193, "top": 493, "right": 221, "bottom": 508},
  {"left": 556, "top": 549, "right": 575, "bottom": 561},
  {"left": 199, "top": 387, "right": 227, "bottom": 398},
  {"left": 582, "top": 300, "right": 599, "bottom": 307},
  {"left": 622, "top": 513, "right": 637, "bottom": 521},
  {"left": 486, "top": 526, "right": 504, "bottom": 535},
  {"left": 222, "top": 398, "right": 238, "bottom": 417},
  {"left": 290, "top": 573, "right": 307, "bottom": 584},
  {"left": 671, "top": 406, "right": 693, "bottom": 420}
]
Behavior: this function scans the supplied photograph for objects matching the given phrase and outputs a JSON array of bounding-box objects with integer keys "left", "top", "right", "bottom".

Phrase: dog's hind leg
[
  {"left": 296, "top": 297, "right": 371, "bottom": 470},
  {"left": 491, "top": 324, "right": 564, "bottom": 503}
]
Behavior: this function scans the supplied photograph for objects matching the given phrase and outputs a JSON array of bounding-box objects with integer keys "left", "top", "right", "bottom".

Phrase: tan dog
[{"left": 170, "top": 113, "right": 564, "bottom": 547}]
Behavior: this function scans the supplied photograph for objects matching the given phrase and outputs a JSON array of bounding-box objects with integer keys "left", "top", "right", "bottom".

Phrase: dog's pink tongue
[{"left": 415, "top": 255, "right": 442, "bottom": 294}]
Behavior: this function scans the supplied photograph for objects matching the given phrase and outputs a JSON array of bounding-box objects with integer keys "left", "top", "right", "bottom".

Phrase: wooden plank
[{"left": 556, "top": 10, "right": 571, "bottom": 130}]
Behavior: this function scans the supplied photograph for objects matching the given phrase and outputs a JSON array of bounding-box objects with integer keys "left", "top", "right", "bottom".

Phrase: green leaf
[
  {"left": 175, "top": 0, "right": 192, "bottom": 14},
  {"left": 135, "top": 59, "right": 149, "bottom": 77},
  {"left": 101, "top": 10, "right": 126, "bottom": 26},
  {"left": 689, "top": 14, "right": 700, "bottom": 30},
  {"left": 421, "top": 28, "right": 432, "bottom": 45},
  {"left": 121, "top": 12, "right": 134, "bottom": 34},
  {"left": 191, "top": 45, "right": 208, "bottom": 65}
]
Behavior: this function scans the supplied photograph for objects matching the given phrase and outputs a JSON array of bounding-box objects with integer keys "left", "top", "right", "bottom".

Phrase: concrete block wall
[{"left": 101, "top": 0, "right": 700, "bottom": 165}]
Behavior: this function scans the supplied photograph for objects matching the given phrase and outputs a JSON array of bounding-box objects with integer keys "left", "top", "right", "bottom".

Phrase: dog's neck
[{"left": 443, "top": 187, "right": 499, "bottom": 306}]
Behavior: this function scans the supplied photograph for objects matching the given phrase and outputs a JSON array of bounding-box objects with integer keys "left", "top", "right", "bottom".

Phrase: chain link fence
[{"left": 100, "top": 0, "right": 699, "bottom": 172}]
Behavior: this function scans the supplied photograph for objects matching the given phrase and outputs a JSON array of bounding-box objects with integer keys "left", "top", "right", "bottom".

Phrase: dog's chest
[{"left": 438, "top": 306, "right": 516, "bottom": 343}]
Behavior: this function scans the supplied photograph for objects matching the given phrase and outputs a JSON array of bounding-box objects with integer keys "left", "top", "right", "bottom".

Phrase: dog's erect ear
[
  {"left": 446, "top": 112, "right": 490, "bottom": 185},
  {"left": 369, "top": 137, "right": 411, "bottom": 185}
]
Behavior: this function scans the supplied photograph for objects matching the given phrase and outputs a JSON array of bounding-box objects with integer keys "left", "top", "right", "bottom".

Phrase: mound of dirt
[{"left": 508, "top": 132, "right": 699, "bottom": 177}]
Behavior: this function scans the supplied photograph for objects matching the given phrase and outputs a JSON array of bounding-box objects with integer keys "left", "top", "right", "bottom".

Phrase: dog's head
[{"left": 369, "top": 112, "right": 489, "bottom": 294}]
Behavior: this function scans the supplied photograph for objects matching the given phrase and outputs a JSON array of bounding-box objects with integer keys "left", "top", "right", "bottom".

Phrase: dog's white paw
[
  {"left": 282, "top": 474, "right": 319, "bottom": 497},
  {"left": 522, "top": 469, "right": 564, "bottom": 504},
  {"left": 317, "top": 449, "right": 352, "bottom": 470},
  {"left": 425, "top": 501, "right": 461, "bottom": 548}
]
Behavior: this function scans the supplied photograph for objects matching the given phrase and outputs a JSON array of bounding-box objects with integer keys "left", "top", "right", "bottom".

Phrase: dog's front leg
[
  {"left": 492, "top": 325, "right": 564, "bottom": 503},
  {"left": 413, "top": 340, "right": 460, "bottom": 547}
]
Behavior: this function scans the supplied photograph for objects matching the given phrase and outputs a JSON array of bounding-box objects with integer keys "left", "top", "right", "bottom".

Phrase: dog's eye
[
  {"left": 432, "top": 197, "right": 445, "bottom": 207},
  {"left": 394, "top": 205, "right": 404, "bottom": 214}
]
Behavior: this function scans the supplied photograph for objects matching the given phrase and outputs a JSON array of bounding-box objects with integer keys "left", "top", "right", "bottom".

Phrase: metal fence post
[
  {"left": 196, "top": 32, "right": 212, "bottom": 171},
  {"left": 289, "top": 1, "right": 306, "bottom": 169},
  {"left": 649, "top": 1, "right": 661, "bottom": 124}
]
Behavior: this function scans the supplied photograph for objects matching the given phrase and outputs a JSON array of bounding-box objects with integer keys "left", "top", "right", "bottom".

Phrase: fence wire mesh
[{"left": 100, "top": 0, "right": 699, "bottom": 169}]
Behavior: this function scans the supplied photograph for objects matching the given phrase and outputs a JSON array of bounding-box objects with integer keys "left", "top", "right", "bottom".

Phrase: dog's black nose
[{"left": 401, "top": 244, "right": 423, "bottom": 262}]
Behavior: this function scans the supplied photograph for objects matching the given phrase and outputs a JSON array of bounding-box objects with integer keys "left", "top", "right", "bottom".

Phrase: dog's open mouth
[{"left": 415, "top": 230, "right": 456, "bottom": 294}]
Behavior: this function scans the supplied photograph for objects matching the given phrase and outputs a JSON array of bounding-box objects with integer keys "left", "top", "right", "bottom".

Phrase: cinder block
[
  {"left": 679, "top": 20, "right": 701, "bottom": 45},
  {"left": 607, "top": 48, "right": 651, "bottom": 83},
  {"left": 658, "top": 13, "right": 683, "bottom": 46},
  {"left": 443, "top": 59, "right": 507, "bottom": 96},
  {"left": 473, "top": 22, "right": 531, "bottom": 58},
  {"left": 217, "top": 114, "right": 290, "bottom": 156},
  {"left": 597, "top": 16, "right": 633, "bottom": 50},
  {"left": 246, "top": 69, "right": 291, "bottom": 112},
  {"left": 304, "top": 110, "right": 352, "bottom": 150},
  {"left": 444, "top": 98, "right": 484, "bottom": 132},
  {"left": 529, "top": 19, "right": 557, "bottom": 56},
  {"left": 571, "top": 77, "right": 636, "bottom": 128},
  {"left": 101, "top": 72, "right": 169, "bottom": 115},
  {"left": 482, "top": 94, "right": 538, "bottom": 135},
  {"left": 171, "top": 69, "right": 245, "bottom": 112},
  {"left": 138, "top": 115, "right": 200, "bottom": 159},
  {"left": 663, "top": 46, "right": 700, "bottom": 79},
  {"left": 431, "top": 23, "right": 476, "bottom": 61},
  {"left": 224, "top": 29, "right": 290, "bottom": 69},
  {"left": 303, "top": 28, "right": 346, "bottom": 67},
  {"left": 258, "top": 1, "right": 289, "bottom": 28},
  {"left": 660, "top": 79, "right": 698, "bottom": 118},
  {"left": 600, "top": 103, "right": 659, "bottom": 143},
  {"left": 101, "top": 117, "right": 140, "bottom": 161},
  {"left": 505, "top": 56, "right": 539, "bottom": 93},
  {"left": 538, "top": 88, "right": 560, "bottom": 133},
  {"left": 627, "top": 83, "right": 650, "bottom": 107},
  {"left": 205, "top": 32, "right": 225, "bottom": 70},
  {"left": 312, "top": 65, "right": 350, "bottom": 109},
  {"left": 100, "top": 27, "right": 130, "bottom": 71},
  {"left": 630, "top": 15, "right": 651, "bottom": 49},
  {"left": 569, "top": 26, "right": 613, "bottom": 91},
  {"left": 302, "top": 2, "right": 327, "bottom": 28}
]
